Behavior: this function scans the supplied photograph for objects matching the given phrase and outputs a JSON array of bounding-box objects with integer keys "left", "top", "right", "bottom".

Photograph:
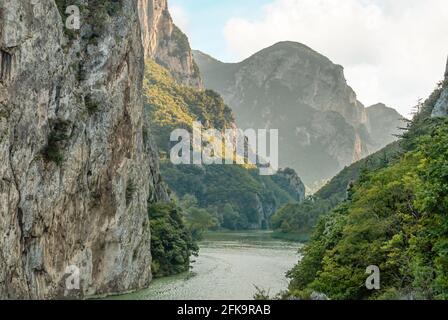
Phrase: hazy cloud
[
  {"left": 170, "top": 4, "right": 190, "bottom": 32},
  {"left": 224, "top": 0, "right": 448, "bottom": 117}
]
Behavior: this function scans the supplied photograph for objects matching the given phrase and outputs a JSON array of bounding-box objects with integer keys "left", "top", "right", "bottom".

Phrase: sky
[{"left": 170, "top": 0, "right": 448, "bottom": 118}]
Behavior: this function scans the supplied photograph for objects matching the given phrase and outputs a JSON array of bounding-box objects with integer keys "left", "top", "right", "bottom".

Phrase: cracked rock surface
[
  {"left": 432, "top": 57, "right": 448, "bottom": 118},
  {"left": 0, "top": 0, "right": 167, "bottom": 299}
]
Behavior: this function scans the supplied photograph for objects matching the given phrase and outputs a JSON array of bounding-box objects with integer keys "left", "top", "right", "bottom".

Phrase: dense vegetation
[
  {"left": 144, "top": 60, "right": 301, "bottom": 230},
  {"left": 162, "top": 163, "right": 299, "bottom": 230},
  {"left": 271, "top": 141, "right": 401, "bottom": 237},
  {"left": 287, "top": 79, "right": 448, "bottom": 300},
  {"left": 144, "top": 60, "right": 234, "bottom": 153},
  {"left": 148, "top": 202, "right": 198, "bottom": 277}
]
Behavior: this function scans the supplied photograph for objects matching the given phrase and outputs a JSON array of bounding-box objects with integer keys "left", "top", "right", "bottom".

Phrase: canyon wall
[
  {"left": 138, "top": 0, "right": 202, "bottom": 88},
  {"left": 0, "top": 0, "right": 167, "bottom": 299}
]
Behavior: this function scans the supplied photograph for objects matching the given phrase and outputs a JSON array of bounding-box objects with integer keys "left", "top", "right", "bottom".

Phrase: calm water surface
[{"left": 111, "top": 231, "right": 302, "bottom": 300}]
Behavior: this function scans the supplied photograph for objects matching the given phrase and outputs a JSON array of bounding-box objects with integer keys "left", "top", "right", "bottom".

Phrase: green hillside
[
  {"left": 287, "top": 77, "right": 448, "bottom": 300},
  {"left": 143, "top": 60, "right": 235, "bottom": 153},
  {"left": 271, "top": 141, "right": 401, "bottom": 237},
  {"left": 144, "top": 60, "right": 304, "bottom": 231}
]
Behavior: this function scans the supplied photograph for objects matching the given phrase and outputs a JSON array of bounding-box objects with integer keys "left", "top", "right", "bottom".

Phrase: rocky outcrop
[
  {"left": 0, "top": 0, "right": 167, "bottom": 299},
  {"left": 276, "top": 168, "right": 306, "bottom": 203},
  {"left": 443, "top": 56, "right": 448, "bottom": 82},
  {"left": 431, "top": 56, "right": 448, "bottom": 118},
  {"left": 252, "top": 168, "right": 305, "bottom": 230},
  {"left": 138, "top": 0, "right": 202, "bottom": 88},
  {"left": 194, "top": 44, "right": 403, "bottom": 185},
  {"left": 432, "top": 89, "right": 448, "bottom": 117}
]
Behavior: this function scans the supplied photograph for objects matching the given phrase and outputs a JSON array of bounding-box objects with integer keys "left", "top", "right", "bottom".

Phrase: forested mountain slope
[
  {"left": 271, "top": 140, "right": 401, "bottom": 237},
  {"left": 287, "top": 60, "right": 448, "bottom": 300},
  {"left": 144, "top": 60, "right": 305, "bottom": 230}
]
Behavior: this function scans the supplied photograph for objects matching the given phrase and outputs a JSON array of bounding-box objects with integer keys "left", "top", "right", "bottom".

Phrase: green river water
[{"left": 109, "top": 231, "right": 302, "bottom": 300}]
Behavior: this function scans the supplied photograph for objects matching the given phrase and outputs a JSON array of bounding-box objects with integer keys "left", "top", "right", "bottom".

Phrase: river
[{"left": 110, "top": 231, "right": 302, "bottom": 300}]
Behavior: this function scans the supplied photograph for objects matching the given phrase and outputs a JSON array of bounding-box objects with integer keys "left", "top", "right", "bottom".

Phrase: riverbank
[
  {"left": 108, "top": 231, "right": 302, "bottom": 300},
  {"left": 270, "top": 231, "right": 310, "bottom": 242}
]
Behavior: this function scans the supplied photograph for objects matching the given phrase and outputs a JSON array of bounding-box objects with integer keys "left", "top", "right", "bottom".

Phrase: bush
[
  {"left": 149, "top": 202, "right": 198, "bottom": 277},
  {"left": 125, "top": 180, "right": 136, "bottom": 206},
  {"left": 85, "top": 94, "right": 100, "bottom": 114},
  {"left": 42, "top": 120, "right": 70, "bottom": 165}
]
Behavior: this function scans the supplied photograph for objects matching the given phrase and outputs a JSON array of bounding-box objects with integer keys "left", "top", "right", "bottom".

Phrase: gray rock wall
[
  {"left": 138, "top": 0, "right": 202, "bottom": 88},
  {"left": 432, "top": 56, "right": 448, "bottom": 118},
  {"left": 0, "top": 0, "right": 166, "bottom": 299}
]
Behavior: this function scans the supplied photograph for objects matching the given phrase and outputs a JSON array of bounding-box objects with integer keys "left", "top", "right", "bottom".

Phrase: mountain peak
[
  {"left": 193, "top": 50, "right": 224, "bottom": 65},
  {"left": 367, "top": 103, "right": 402, "bottom": 115},
  {"left": 244, "top": 41, "right": 333, "bottom": 66},
  {"left": 368, "top": 102, "right": 387, "bottom": 109},
  {"left": 195, "top": 44, "right": 406, "bottom": 184},
  {"left": 366, "top": 103, "right": 405, "bottom": 151},
  {"left": 265, "top": 41, "right": 319, "bottom": 53}
]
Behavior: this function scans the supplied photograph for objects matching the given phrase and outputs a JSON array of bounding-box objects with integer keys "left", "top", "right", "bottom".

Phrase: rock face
[
  {"left": 366, "top": 103, "right": 404, "bottom": 151},
  {"left": 432, "top": 56, "right": 448, "bottom": 118},
  {"left": 276, "top": 168, "right": 306, "bottom": 203},
  {"left": 138, "top": 0, "right": 202, "bottom": 88},
  {"left": 194, "top": 43, "right": 404, "bottom": 185},
  {"left": 443, "top": 56, "right": 448, "bottom": 82},
  {"left": 241, "top": 167, "right": 306, "bottom": 230},
  {"left": 432, "top": 89, "right": 448, "bottom": 117},
  {"left": 0, "top": 0, "right": 167, "bottom": 299}
]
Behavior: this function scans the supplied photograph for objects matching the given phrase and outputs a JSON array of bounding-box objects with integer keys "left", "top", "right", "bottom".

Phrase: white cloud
[
  {"left": 170, "top": 4, "right": 190, "bottom": 32},
  {"left": 223, "top": 0, "right": 448, "bottom": 117}
]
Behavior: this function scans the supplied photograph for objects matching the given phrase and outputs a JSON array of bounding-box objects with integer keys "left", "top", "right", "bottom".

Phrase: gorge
[
  {"left": 0, "top": 0, "right": 420, "bottom": 300},
  {"left": 0, "top": 0, "right": 303, "bottom": 300}
]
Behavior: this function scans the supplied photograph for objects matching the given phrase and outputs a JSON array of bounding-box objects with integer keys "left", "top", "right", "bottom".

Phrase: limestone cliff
[
  {"left": 431, "top": 56, "right": 448, "bottom": 118},
  {"left": 0, "top": 0, "right": 167, "bottom": 299},
  {"left": 276, "top": 168, "right": 306, "bottom": 203},
  {"left": 138, "top": 0, "right": 202, "bottom": 88}
]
